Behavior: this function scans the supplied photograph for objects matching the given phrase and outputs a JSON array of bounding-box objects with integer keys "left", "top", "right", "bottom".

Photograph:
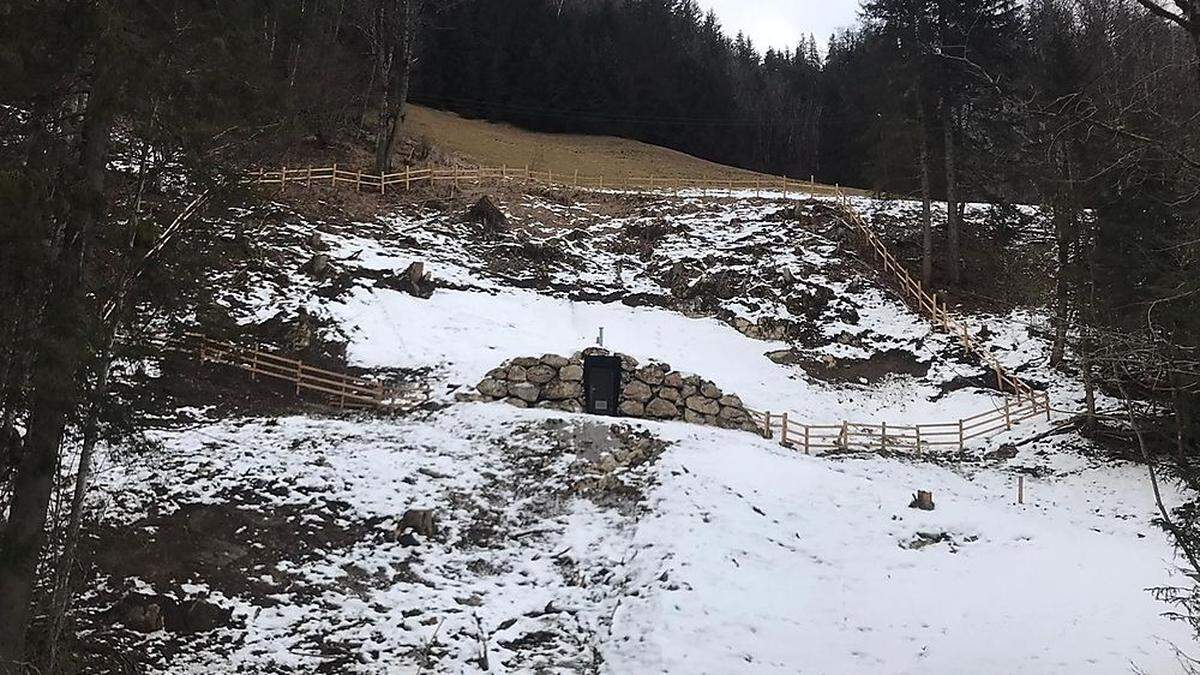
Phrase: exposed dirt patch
[{"left": 768, "top": 348, "right": 930, "bottom": 383}]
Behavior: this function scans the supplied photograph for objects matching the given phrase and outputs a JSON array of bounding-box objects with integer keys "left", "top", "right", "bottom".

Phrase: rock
[
  {"left": 540, "top": 354, "right": 569, "bottom": 368},
  {"left": 680, "top": 384, "right": 698, "bottom": 399},
  {"left": 781, "top": 267, "right": 795, "bottom": 284},
  {"left": 559, "top": 364, "right": 584, "bottom": 381},
  {"left": 718, "top": 394, "right": 743, "bottom": 408},
  {"left": 662, "top": 371, "right": 683, "bottom": 388},
  {"left": 399, "top": 532, "right": 422, "bottom": 547},
  {"left": 508, "top": 382, "right": 540, "bottom": 403},
  {"left": 121, "top": 600, "right": 164, "bottom": 633},
  {"left": 684, "top": 395, "right": 720, "bottom": 415},
  {"left": 308, "top": 231, "right": 325, "bottom": 250},
  {"left": 302, "top": 253, "right": 330, "bottom": 278},
  {"left": 511, "top": 356, "right": 541, "bottom": 368},
  {"left": 542, "top": 380, "right": 582, "bottom": 400},
  {"left": 622, "top": 380, "right": 654, "bottom": 402},
  {"left": 399, "top": 261, "right": 435, "bottom": 299},
  {"left": 171, "top": 598, "right": 232, "bottom": 634},
  {"left": 645, "top": 397, "right": 680, "bottom": 418},
  {"left": 657, "top": 386, "right": 679, "bottom": 402},
  {"left": 618, "top": 400, "right": 645, "bottom": 417},
  {"left": 526, "top": 364, "right": 557, "bottom": 384},
  {"left": 506, "top": 365, "right": 528, "bottom": 382},
  {"left": 581, "top": 347, "right": 610, "bottom": 357},
  {"left": 504, "top": 397, "right": 530, "bottom": 408},
  {"left": 550, "top": 399, "right": 584, "bottom": 413},
  {"left": 619, "top": 354, "right": 639, "bottom": 371},
  {"left": 683, "top": 408, "right": 705, "bottom": 424},
  {"left": 634, "top": 365, "right": 665, "bottom": 385},
  {"left": 467, "top": 195, "right": 509, "bottom": 233},
  {"left": 398, "top": 509, "right": 437, "bottom": 538},
  {"left": 700, "top": 381, "right": 722, "bottom": 398},
  {"left": 476, "top": 378, "right": 507, "bottom": 398},
  {"left": 719, "top": 405, "right": 746, "bottom": 421},
  {"left": 486, "top": 367, "right": 508, "bottom": 380},
  {"left": 454, "top": 392, "right": 487, "bottom": 403}
]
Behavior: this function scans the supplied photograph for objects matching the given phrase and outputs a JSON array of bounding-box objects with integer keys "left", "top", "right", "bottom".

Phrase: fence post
[
  {"left": 573, "top": 169, "right": 579, "bottom": 187},
  {"left": 280, "top": 165, "right": 287, "bottom": 193},
  {"left": 295, "top": 358, "right": 302, "bottom": 396},
  {"left": 502, "top": 163, "right": 507, "bottom": 180},
  {"left": 1044, "top": 391, "right": 1051, "bottom": 420},
  {"left": 914, "top": 425, "right": 922, "bottom": 455},
  {"left": 780, "top": 412, "right": 790, "bottom": 448},
  {"left": 839, "top": 421, "right": 848, "bottom": 450},
  {"left": 803, "top": 425, "right": 810, "bottom": 455},
  {"left": 525, "top": 164, "right": 530, "bottom": 183},
  {"left": 958, "top": 418, "right": 964, "bottom": 450},
  {"left": 1018, "top": 475, "right": 1025, "bottom": 504},
  {"left": 1004, "top": 398, "right": 1012, "bottom": 430},
  {"left": 762, "top": 411, "right": 772, "bottom": 439},
  {"left": 881, "top": 421, "right": 887, "bottom": 452},
  {"left": 331, "top": 163, "right": 337, "bottom": 188},
  {"left": 755, "top": 178, "right": 760, "bottom": 198},
  {"left": 381, "top": 169, "right": 386, "bottom": 195},
  {"left": 355, "top": 170, "right": 362, "bottom": 192},
  {"left": 405, "top": 166, "right": 411, "bottom": 190}
]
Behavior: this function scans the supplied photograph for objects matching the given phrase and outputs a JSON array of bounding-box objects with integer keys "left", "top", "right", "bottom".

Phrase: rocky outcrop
[{"left": 464, "top": 348, "right": 758, "bottom": 433}]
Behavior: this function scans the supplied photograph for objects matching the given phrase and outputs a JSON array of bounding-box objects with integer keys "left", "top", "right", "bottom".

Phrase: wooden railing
[
  {"left": 252, "top": 164, "right": 853, "bottom": 198},
  {"left": 149, "top": 332, "right": 391, "bottom": 409}
]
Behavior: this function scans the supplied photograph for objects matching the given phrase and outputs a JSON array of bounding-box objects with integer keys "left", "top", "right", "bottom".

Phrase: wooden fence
[
  {"left": 252, "top": 164, "right": 853, "bottom": 198},
  {"left": 151, "top": 331, "right": 391, "bottom": 409}
]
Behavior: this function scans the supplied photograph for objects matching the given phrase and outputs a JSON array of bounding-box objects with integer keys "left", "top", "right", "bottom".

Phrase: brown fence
[
  {"left": 151, "top": 332, "right": 391, "bottom": 409},
  {"left": 252, "top": 164, "right": 856, "bottom": 198}
]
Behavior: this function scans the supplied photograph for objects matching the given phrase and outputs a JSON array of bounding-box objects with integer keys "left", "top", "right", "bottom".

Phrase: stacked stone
[
  {"left": 474, "top": 354, "right": 586, "bottom": 413},
  {"left": 469, "top": 348, "right": 758, "bottom": 433}
]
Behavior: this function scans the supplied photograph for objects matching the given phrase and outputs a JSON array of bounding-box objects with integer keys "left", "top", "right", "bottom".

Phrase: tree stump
[{"left": 908, "top": 490, "right": 935, "bottom": 511}]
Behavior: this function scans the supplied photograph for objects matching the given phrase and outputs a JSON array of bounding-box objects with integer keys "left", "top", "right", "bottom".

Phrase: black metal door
[{"left": 583, "top": 355, "right": 621, "bottom": 415}]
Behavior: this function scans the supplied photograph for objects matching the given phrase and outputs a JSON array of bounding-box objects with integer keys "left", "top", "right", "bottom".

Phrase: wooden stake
[
  {"left": 803, "top": 425, "right": 810, "bottom": 455},
  {"left": 780, "top": 412, "right": 790, "bottom": 448},
  {"left": 1018, "top": 475, "right": 1025, "bottom": 504},
  {"left": 763, "top": 411, "right": 772, "bottom": 439},
  {"left": 1004, "top": 398, "right": 1012, "bottom": 430},
  {"left": 331, "top": 163, "right": 337, "bottom": 187},
  {"left": 881, "top": 421, "right": 887, "bottom": 452},
  {"left": 958, "top": 418, "right": 964, "bottom": 450}
]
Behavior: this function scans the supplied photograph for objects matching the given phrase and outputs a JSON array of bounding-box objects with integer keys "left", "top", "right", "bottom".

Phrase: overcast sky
[{"left": 696, "top": 0, "right": 862, "bottom": 56}]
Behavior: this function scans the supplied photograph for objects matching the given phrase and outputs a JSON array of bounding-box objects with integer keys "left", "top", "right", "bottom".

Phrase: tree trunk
[
  {"left": 1049, "top": 207, "right": 1071, "bottom": 366},
  {"left": 943, "top": 101, "right": 960, "bottom": 286},
  {"left": 374, "top": 0, "right": 416, "bottom": 174},
  {"left": 917, "top": 95, "right": 933, "bottom": 287},
  {"left": 0, "top": 59, "right": 113, "bottom": 670}
]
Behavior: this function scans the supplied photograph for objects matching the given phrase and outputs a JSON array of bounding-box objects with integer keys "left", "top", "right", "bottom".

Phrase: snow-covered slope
[{"left": 87, "top": 187, "right": 1195, "bottom": 673}]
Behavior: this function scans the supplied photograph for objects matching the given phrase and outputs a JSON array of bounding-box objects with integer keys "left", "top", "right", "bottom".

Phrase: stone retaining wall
[{"left": 463, "top": 348, "right": 758, "bottom": 433}]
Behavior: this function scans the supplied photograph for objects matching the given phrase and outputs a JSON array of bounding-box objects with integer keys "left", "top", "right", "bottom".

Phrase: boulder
[
  {"left": 663, "top": 371, "right": 684, "bottom": 388},
  {"left": 486, "top": 367, "right": 508, "bottom": 380},
  {"left": 681, "top": 384, "right": 698, "bottom": 399},
  {"left": 559, "top": 364, "right": 584, "bottom": 382},
  {"left": 645, "top": 397, "right": 680, "bottom": 418},
  {"left": 542, "top": 380, "right": 582, "bottom": 400},
  {"left": 526, "top": 364, "right": 557, "bottom": 384},
  {"left": 476, "top": 378, "right": 507, "bottom": 398},
  {"left": 508, "top": 382, "right": 540, "bottom": 403},
  {"left": 505, "top": 365, "right": 528, "bottom": 382},
  {"left": 467, "top": 195, "right": 509, "bottom": 233},
  {"left": 619, "top": 354, "right": 639, "bottom": 372},
  {"left": 511, "top": 356, "right": 541, "bottom": 368},
  {"left": 683, "top": 408, "right": 705, "bottom": 424},
  {"left": 719, "top": 406, "right": 747, "bottom": 421},
  {"left": 504, "top": 397, "right": 530, "bottom": 408},
  {"left": 657, "top": 386, "right": 679, "bottom": 402},
  {"left": 618, "top": 400, "right": 645, "bottom": 417},
  {"left": 684, "top": 395, "right": 720, "bottom": 415},
  {"left": 622, "top": 380, "right": 654, "bottom": 402},
  {"left": 581, "top": 347, "right": 610, "bottom": 357},
  {"left": 302, "top": 253, "right": 330, "bottom": 278},
  {"left": 398, "top": 509, "right": 437, "bottom": 538},
  {"left": 634, "top": 365, "right": 665, "bottom": 386},
  {"left": 700, "top": 381, "right": 722, "bottom": 399},
  {"left": 718, "top": 394, "right": 744, "bottom": 408},
  {"left": 540, "top": 354, "right": 569, "bottom": 368}
]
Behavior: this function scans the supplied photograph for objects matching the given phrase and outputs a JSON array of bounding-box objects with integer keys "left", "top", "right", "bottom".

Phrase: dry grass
[{"left": 404, "top": 105, "right": 839, "bottom": 188}]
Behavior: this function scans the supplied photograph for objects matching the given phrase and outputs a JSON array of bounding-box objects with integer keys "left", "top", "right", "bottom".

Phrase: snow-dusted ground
[
  {"left": 91, "top": 406, "right": 1194, "bottom": 674},
  {"left": 88, "top": 187, "right": 1197, "bottom": 672}
]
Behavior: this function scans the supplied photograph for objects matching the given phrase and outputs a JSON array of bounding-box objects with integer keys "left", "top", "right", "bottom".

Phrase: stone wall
[{"left": 463, "top": 348, "right": 758, "bottom": 433}]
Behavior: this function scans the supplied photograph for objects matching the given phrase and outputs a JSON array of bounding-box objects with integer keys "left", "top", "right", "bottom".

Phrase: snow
[{"left": 87, "top": 187, "right": 1197, "bottom": 672}]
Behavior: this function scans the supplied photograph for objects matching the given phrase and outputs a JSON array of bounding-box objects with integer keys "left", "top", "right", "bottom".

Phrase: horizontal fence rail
[
  {"left": 149, "top": 332, "right": 393, "bottom": 409},
  {"left": 251, "top": 163, "right": 850, "bottom": 198}
]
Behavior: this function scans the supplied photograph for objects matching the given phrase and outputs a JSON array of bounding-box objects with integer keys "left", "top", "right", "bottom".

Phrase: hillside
[
  {"left": 404, "top": 105, "right": 832, "bottom": 186},
  {"left": 63, "top": 181, "right": 1195, "bottom": 673}
]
